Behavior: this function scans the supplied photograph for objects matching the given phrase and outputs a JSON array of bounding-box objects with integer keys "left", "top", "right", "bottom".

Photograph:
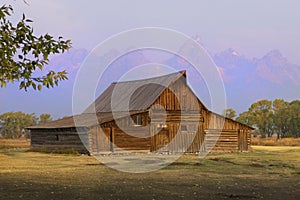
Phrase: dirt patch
[
  {"left": 209, "top": 157, "right": 237, "bottom": 165},
  {"left": 249, "top": 163, "right": 265, "bottom": 168},
  {"left": 218, "top": 193, "right": 257, "bottom": 199}
]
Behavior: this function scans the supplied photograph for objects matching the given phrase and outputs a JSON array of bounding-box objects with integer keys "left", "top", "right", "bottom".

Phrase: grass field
[
  {"left": 251, "top": 137, "right": 300, "bottom": 146},
  {"left": 0, "top": 140, "right": 299, "bottom": 200}
]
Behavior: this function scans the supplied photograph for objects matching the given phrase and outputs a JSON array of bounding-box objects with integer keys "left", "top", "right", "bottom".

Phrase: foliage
[
  {"left": 249, "top": 100, "right": 273, "bottom": 137},
  {"left": 236, "top": 111, "right": 255, "bottom": 126},
  {"left": 39, "top": 113, "right": 52, "bottom": 124},
  {"left": 0, "top": 112, "right": 53, "bottom": 138},
  {"left": 222, "top": 108, "right": 236, "bottom": 119},
  {"left": 285, "top": 100, "right": 300, "bottom": 138},
  {"left": 236, "top": 99, "right": 300, "bottom": 138},
  {"left": 0, "top": 111, "right": 37, "bottom": 138},
  {"left": 0, "top": 4, "right": 71, "bottom": 91}
]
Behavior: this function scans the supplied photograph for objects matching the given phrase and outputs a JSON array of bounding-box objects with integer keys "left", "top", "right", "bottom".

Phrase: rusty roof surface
[
  {"left": 28, "top": 111, "right": 146, "bottom": 129},
  {"left": 84, "top": 71, "right": 185, "bottom": 113}
]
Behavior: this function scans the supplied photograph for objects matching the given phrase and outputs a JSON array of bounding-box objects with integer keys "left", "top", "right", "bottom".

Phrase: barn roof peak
[
  {"left": 84, "top": 70, "right": 187, "bottom": 113},
  {"left": 110, "top": 70, "right": 186, "bottom": 85}
]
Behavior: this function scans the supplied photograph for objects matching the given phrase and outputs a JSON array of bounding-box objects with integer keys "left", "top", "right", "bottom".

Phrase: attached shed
[{"left": 28, "top": 70, "right": 253, "bottom": 154}]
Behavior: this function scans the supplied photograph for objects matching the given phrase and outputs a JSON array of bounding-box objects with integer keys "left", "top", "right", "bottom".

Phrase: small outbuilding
[{"left": 28, "top": 71, "right": 254, "bottom": 154}]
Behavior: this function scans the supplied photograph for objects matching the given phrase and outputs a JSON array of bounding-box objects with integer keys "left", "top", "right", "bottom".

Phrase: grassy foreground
[{"left": 0, "top": 142, "right": 299, "bottom": 200}]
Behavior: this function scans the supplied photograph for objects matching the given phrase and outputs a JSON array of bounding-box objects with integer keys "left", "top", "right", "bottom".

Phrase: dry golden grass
[
  {"left": 251, "top": 137, "right": 300, "bottom": 146},
  {"left": 0, "top": 139, "right": 30, "bottom": 149},
  {"left": 0, "top": 145, "right": 299, "bottom": 200}
]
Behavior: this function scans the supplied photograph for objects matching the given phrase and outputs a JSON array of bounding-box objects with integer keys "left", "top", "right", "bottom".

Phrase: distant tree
[
  {"left": 0, "top": 112, "right": 37, "bottom": 138},
  {"left": 285, "top": 100, "right": 300, "bottom": 138},
  {"left": 241, "top": 100, "right": 273, "bottom": 138},
  {"left": 236, "top": 111, "right": 254, "bottom": 126},
  {"left": 39, "top": 114, "right": 52, "bottom": 124},
  {"left": 249, "top": 100, "right": 273, "bottom": 138},
  {"left": 0, "top": 4, "right": 71, "bottom": 91},
  {"left": 238, "top": 99, "right": 300, "bottom": 138},
  {"left": 222, "top": 108, "right": 236, "bottom": 119},
  {"left": 272, "top": 99, "right": 289, "bottom": 139}
]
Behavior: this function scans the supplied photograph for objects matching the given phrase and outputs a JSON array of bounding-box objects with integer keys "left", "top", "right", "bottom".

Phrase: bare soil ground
[{"left": 0, "top": 140, "right": 299, "bottom": 200}]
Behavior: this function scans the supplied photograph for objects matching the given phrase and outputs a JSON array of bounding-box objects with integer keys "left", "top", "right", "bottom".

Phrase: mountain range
[
  {"left": 51, "top": 45, "right": 300, "bottom": 114},
  {"left": 1, "top": 44, "right": 299, "bottom": 118}
]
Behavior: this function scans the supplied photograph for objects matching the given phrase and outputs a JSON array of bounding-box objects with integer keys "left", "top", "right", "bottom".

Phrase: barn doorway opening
[
  {"left": 155, "top": 128, "right": 170, "bottom": 151},
  {"left": 109, "top": 128, "right": 114, "bottom": 152}
]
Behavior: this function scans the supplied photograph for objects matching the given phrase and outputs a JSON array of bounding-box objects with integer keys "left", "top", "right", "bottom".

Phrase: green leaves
[
  {"left": 222, "top": 108, "right": 236, "bottom": 119},
  {"left": 0, "top": 111, "right": 38, "bottom": 139},
  {"left": 37, "top": 84, "right": 42, "bottom": 91},
  {"left": 39, "top": 113, "right": 52, "bottom": 124},
  {"left": 0, "top": 4, "right": 72, "bottom": 91},
  {"left": 236, "top": 99, "right": 300, "bottom": 138}
]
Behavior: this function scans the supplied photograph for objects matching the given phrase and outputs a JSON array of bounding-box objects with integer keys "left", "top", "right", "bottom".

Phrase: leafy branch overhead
[{"left": 0, "top": 5, "right": 71, "bottom": 91}]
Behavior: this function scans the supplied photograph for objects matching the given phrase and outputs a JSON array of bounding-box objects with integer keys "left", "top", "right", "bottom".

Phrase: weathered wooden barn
[{"left": 28, "top": 71, "right": 253, "bottom": 154}]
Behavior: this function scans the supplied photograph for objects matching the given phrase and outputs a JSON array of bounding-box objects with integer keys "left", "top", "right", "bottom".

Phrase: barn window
[
  {"left": 133, "top": 115, "right": 142, "bottom": 126},
  {"left": 56, "top": 134, "right": 59, "bottom": 141},
  {"left": 181, "top": 125, "right": 187, "bottom": 131}
]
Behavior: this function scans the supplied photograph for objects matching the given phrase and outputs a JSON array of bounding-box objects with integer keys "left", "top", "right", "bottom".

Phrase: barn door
[
  {"left": 238, "top": 130, "right": 242, "bottom": 152},
  {"left": 238, "top": 129, "right": 248, "bottom": 152},
  {"left": 243, "top": 130, "right": 248, "bottom": 151},
  {"left": 154, "top": 129, "right": 169, "bottom": 151},
  {"left": 92, "top": 127, "right": 111, "bottom": 153}
]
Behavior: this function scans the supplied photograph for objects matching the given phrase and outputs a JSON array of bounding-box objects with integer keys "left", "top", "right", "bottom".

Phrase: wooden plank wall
[
  {"left": 113, "top": 126, "right": 150, "bottom": 151},
  {"left": 149, "top": 77, "right": 205, "bottom": 153},
  {"left": 89, "top": 126, "right": 111, "bottom": 153},
  {"left": 204, "top": 129, "right": 239, "bottom": 152},
  {"left": 30, "top": 128, "right": 89, "bottom": 153},
  {"left": 92, "top": 112, "right": 151, "bottom": 153},
  {"left": 151, "top": 76, "right": 203, "bottom": 111},
  {"left": 150, "top": 111, "right": 203, "bottom": 153},
  {"left": 202, "top": 110, "right": 252, "bottom": 152}
]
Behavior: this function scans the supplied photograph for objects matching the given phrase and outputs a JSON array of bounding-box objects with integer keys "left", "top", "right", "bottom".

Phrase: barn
[{"left": 28, "top": 70, "right": 253, "bottom": 154}]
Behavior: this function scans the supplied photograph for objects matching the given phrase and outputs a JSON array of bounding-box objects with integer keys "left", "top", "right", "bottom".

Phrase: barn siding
[
  {"left": 113, "top": 126, "right": 150, "bottom": 151},
  {"left": 201, "top": 111, "right": 252, "bottom": 152},
  {"left": 30, "top": 128, "right": 89, "bottom": 154},
  {"left": 90, "top": 112, "right": 151, "bottom": 154},
  {"left": 150, "top": 111, "right": 204, "bottom": 153},
  {"left": 151, "top": 76, "right": 203, "bottom": 111},
  {"left": 89, "top": 126, "right": 111, "bottom": 153},
  {"left": 149, "top": 77, "right": 205, "bottom": 153}
]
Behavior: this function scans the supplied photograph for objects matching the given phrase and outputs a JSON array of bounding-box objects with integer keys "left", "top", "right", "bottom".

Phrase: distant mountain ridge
[
  {"left": 2, "top": 43, "right": 299, "bottom": 118},
  {"left": 47, "top": 46, "right": 300, "bottom": 87},
  {"left": 214, "top": 48, "right": 300, "bottom": 84}
]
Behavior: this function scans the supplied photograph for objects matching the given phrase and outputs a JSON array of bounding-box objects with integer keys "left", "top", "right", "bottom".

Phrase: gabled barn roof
[
  {"left": 28, "top": 70, "right": 254, "bottom": 130},
  {"left": 28, "top": 111, "right": 146, "bottom": 129},
  {"left": 84, "top": 71, "right": 186, "bottom": 113}
]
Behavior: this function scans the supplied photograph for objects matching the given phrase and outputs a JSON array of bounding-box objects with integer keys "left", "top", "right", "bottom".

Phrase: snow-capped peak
[{"left": 231, "top": 50, "right": 239, "bottom": 56}]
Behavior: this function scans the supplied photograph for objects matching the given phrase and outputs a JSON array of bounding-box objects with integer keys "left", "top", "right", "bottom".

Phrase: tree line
[
  {"left": 0, "top": 112, "right": 52, "bottom": 138},
  {"left": 2, "top": 99, "right": 299, "bottom": 139},
  {"left": 224, "top": 99, "right": 300, "bottom": 138}
]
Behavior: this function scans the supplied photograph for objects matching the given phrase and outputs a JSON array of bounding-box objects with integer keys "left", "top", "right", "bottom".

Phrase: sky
[
  {"left": 1, "top": 0, "right": 300, "bottom": 118},
  {"left": 5, "top": 0, "right": 300, "bottom": 63}
]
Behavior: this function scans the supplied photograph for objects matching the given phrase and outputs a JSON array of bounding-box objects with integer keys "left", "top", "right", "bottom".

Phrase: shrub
[{"left": 251, "top": 137, "right": 300, "bottom": 146}]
